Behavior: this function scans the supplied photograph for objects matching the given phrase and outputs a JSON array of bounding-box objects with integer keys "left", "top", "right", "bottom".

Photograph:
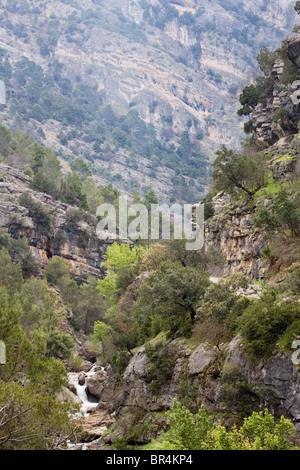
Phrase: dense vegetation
[
  {"left": 144, "top": 402, "right": 298, "bottom": 450},
  {"left": 0, "top": 230, "right": 82, "bottom": 449},
  {"left": 1, "top": 120, "right": 300, "bottom": 447}
]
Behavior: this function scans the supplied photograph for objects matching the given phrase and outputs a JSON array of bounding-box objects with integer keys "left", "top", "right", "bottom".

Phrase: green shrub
[
  {"left": 218, "top": 364, "right": 261, "bottom": 418},
  {"left": 19, "top": 192, "right": 52, "bottom": 234},
  {"left": 47, "top": 332, "right": 74, "bottom": 359},
  {"left": 146, "top": 401, "right": 298, "bottom": 450},
  {"left": 91, "top": 321, "right": 111, "bottom": 344},
  {"left": 0, "top": 248, "right": 23, "bottom": 295},
  {"left": 238, "top": 292, "right": 299, "bottom": 361},
  {"left": 45, "top": 256, "right": 70, "bottom": 285},
  {"left": 279, "top": 319, "right": 300, "bottom": 351},
  {"left": 273, "top": 107, "right": 287, "bottom": 123},
  {"left": 254, "top": 189, "right": 300, "bottom": 237}
]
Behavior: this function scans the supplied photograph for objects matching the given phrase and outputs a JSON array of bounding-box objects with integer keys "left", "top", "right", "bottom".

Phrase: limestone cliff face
[
  {"left": 205, "top": 202, "right": 265, "bottom": 280},
  {"left": 204, "top": 30, "right": 300, "bottom": 281},
  {"left": 0, "top": 164, "right": 110, "bottom": 278},
  {"left": 227, "top": 336, "right": 300, "bottom": 435}
]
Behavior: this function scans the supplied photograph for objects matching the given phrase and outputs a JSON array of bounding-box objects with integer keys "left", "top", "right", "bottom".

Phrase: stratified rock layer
[{"left": 0, "top": 164, "right": 111, "bottom": 278}]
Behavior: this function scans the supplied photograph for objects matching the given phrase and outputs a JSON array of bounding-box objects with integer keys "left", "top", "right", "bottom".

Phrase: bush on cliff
[
  {"left": 212, "top": 146, "right": 269, "bottom": 199},
  {"left": 145, "top": 401, "right": 298, "bottom": 450},
  {"left": 238, "top": 291, "right": 300, "bottom": 361},
  {"left": 19, "top": 191, "right": 52, "bottom": 235}
]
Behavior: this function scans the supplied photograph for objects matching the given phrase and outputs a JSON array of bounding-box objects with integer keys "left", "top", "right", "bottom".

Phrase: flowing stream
[
  {"left": 67, "top": 365, "right": 108, "bottom": 450},
  {"left": 68, "top": 365, "right": 99, "bottom": 416}
]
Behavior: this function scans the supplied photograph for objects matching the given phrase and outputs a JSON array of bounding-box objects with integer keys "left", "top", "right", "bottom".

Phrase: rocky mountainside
[
  {"left": 78, "top": 335, "right": 300, "bottom": 448},
  {"left": 0, "top": 163, "right": 111, "bottom": 277},
  {"left": 0, "top": 0, "right": 297, "bottom": 203},
  {"left": 205, "top": 136, "right": 300, "bottom": 280},
  {"left": 1, "top": 1, "right": 300, "bottom": 453},
  {"left": 251, "top": 32, "right": 300, "bottom": 145},
  {"left": 203, "top": 25, "right": 300, "bottom": 281}
]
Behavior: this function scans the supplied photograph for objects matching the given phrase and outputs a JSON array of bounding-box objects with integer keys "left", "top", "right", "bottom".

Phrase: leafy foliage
[
  {"left": 147, "top": 401, "right": 298, "bottom": 450},
  {"left": 145, "top": 339, "right": 175, "bottom": 393},
  {"left": 46, "top": 256, "right": 105, "bottom": 334},
  {"left": 212, "top": 146, "right": 269, "bottom": 198},
  {"left": 197, "top": 275, "right": 251, "bottom": 341},
  {"left": 217, "top": 364, "right": 262, "bottom": 418},
  {"left": 237, "top": 291, "right": 300, "bottom": 361},
  {"left": 133, "top": 261, "right": 210, "bottom": 338},
  {"left": 254, "top": 189, "right": 300, "bottom": 237},
  {"left": 19, "top": 192, "right": 52, "bottom": 234},
  {"left": 0, "top": 285, "right": 80, "bottom": 449}
]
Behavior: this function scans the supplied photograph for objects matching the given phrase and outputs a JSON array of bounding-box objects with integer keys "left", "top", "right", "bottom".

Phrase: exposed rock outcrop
[
  {"left": 0, "top": 164, "right": 114, "bottom": 278},
  {"left": 205, "top": 203, "right": 266, "bottom": 280},
  {"left": 252, "top": 34, "right": 300, "bottom": 147},
  {"left": 227, "top": 337, "right": 300, "bottom": 435},
  {"left": 92, "top": 336, "right": 300, "bottom": 445},
  {"left": 56, "top": 386, "right": 82, "bottom": 406},
  {"left": 86, "top": 368, "right": 107, "bottom": 399},
  {"left": 81, "top": 410, "right": 116, "bottom": 443}
]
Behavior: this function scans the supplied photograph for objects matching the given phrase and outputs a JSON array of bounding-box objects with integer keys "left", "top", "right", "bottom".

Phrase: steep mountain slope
[{"left": 0, "top": 0, "right": 297, "bottom": 202}]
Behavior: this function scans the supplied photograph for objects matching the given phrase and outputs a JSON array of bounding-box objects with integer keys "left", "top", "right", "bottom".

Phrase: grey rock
[
  {"left": 56, "top": 386, "right": 82, "bottom": 405},
  {"left": 188, "top": 344, "right": 216, "bottom": 376},
  {"left": 273, "top": 157, "right": 299, "bottom": 181},
  {"left": 226, "top": 337, "right": 300, "bottom": 429},
  {"left": 78, "top": 372, "right": 87, "bottom": 386},
  {"left": 205, "top": 205, "right": 266, "bottom": 280},
  {"left": 78, "top": 341, "right": 100, "bottom": 363},
  {"left": 86, "top": 369, "right": 108, "bottom": 399}
]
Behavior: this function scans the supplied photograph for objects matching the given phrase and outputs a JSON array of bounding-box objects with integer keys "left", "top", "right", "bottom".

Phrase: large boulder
[
  {"left": 81, "top": 410, "right": 116, "bottom": 443},
  {"left": 86, "top": 368, "right": 108, "bottom": 399},
  {"left": 56, "top": 386, "right": 82, "bottom": 405},
  {"left": 78, "top": 340, "right": 100, "bottom": 363}
]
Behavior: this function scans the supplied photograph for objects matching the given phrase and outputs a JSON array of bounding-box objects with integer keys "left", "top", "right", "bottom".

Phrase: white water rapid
[{"left": 68, "top": 365, "right": 99, "bottom": 417}]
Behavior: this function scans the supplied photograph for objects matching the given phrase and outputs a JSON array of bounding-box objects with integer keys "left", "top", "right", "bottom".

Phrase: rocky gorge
[
  {"left": 1, "top": 123, "right": 300, "bottom": 449},
  {"left": 1, "top": 0, "right": 300, "bottom": 453}
]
